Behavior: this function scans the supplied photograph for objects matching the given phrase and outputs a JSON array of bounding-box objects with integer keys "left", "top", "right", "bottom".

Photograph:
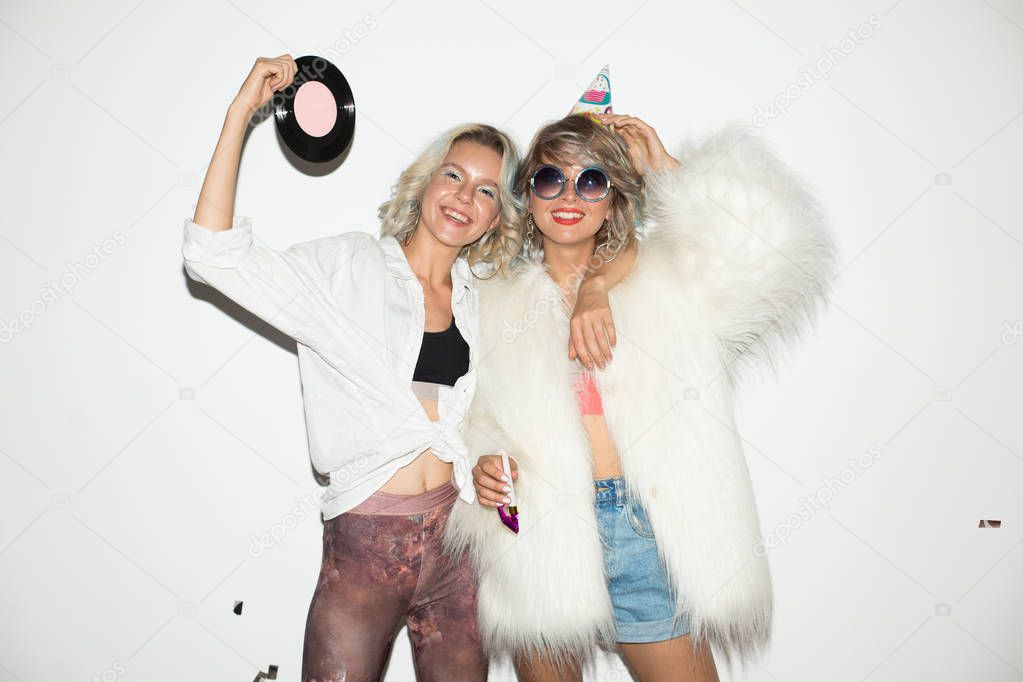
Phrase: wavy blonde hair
[
  {"left": 515, "top": 114, "right": 644, "bottom": 262},
  {"left": 378, "top": 123, "right": 524, "bottom": 276}
]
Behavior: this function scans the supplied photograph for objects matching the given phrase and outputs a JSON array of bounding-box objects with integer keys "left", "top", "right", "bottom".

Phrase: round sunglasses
[{"left": 529, "top": 165, "right": 612, "bottom": 203}]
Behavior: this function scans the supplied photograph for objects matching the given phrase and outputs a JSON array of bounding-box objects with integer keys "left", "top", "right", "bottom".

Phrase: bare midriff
[
  {"left": 377, "top": 395, "right": 454, "bottom": 494},
  {"left": 575, "top": 370, "right": 621, "bottom": 479},
  {"left": 584, "top": 414, "right": 622, "bottom": 479},
  {"left": 378, "top": 366, "right": 623, "bottom": 493}
]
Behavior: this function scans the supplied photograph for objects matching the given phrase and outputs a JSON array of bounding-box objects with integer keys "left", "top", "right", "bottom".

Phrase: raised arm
[
  {"left": 194, "top": 55, "right": 296, "bottom": 231},
  {"left": 182, "top": 54, "right": 367, "bottom": 352},
  {"left": 642, "top": 121, "right": 837, "bottom": 386}
]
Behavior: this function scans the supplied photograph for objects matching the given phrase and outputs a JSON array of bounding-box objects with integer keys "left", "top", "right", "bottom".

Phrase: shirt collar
[{"left": 379, "top": 234, "right": 473, "bottom": 303}]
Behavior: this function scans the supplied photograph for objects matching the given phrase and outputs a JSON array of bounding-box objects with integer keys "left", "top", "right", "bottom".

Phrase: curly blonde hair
[
  {"left": 515, "top": 114, "right": 644, "bottom": 262},
  {"left": 378, "top": 123, "right": 524, "bottom": 276}
]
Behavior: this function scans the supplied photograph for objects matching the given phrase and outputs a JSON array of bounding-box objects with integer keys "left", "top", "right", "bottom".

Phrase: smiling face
[
  {"left": 529, "top": 157, "right": 612, "bottom": 250},
  {"left": 515, "top": 115, "right": 643, "bottom": 262},
  {"left": 417, "top": 140, "right": 503, "bottom": 249}
]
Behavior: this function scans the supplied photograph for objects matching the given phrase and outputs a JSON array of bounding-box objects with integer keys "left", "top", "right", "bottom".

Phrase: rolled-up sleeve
[
  {"left": 182, "top": 215, "right": 359, "bottom": 353},
  {"left": 182, "top": 214, "right": 256, "bottom": 271}
]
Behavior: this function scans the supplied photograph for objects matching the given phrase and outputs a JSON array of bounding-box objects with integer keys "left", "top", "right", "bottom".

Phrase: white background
[{"left": 1, "top": 0, "right": 1022, "bottom": 680}]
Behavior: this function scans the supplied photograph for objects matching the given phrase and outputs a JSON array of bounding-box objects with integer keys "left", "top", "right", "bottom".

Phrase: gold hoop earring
[{"left": 594, "top": 218, "right": 621, "bottom": 263}]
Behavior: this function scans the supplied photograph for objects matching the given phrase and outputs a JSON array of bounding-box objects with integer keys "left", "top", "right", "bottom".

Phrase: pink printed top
[{"left": 574, "top": 370, "right": 604, "bottom": 416}]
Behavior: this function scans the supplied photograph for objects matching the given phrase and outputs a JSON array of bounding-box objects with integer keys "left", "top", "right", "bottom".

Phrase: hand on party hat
[{"left": 566, "top": 66, "right": 680, "bottom": 172}]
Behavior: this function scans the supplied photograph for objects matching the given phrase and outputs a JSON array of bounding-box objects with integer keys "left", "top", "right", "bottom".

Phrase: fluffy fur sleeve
[{"left": 640, "top": 120, "right": 838, "bottom": 386}]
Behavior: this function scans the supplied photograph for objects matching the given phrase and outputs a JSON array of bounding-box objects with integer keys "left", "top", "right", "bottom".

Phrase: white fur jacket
[{"left": 443, "top": 121, "right": 837, "bottom": 671}]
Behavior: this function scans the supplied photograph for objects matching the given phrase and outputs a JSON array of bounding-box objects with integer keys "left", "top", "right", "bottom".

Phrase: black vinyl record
[{"left": 273, "top": 55, "right": 355, "bottom": 164}]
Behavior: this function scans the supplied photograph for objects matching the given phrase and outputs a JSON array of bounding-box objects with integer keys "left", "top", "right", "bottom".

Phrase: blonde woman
[
  {"left": 446, "top": 112, "right": 836, "bottom": 681},
  {"left": 181, "top": 55, "right": 526, "bottom": 681}
]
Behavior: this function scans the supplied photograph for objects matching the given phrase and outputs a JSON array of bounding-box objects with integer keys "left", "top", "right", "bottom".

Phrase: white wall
[{"left": 1, "top": 0, "right": 1021, "bottom": 680}]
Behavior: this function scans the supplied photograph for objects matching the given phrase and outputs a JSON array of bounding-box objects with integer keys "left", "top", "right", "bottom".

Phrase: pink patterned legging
[{"left": 301, "top": 481, "right": 488, "bottom": 682}]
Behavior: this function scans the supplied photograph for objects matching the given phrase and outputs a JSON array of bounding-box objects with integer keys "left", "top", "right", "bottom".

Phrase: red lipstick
[{"left": 551, "top": 209, "right": 585, "bottom": 226}]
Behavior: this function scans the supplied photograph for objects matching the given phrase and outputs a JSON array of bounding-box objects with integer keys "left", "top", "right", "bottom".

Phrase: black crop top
[{"left": 412, "top": 317, "right": 470, "bottom": 387}]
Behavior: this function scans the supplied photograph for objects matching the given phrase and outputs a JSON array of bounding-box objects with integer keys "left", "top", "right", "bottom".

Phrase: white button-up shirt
[{"left": 182, "top": 215, "right": 479, "bottom": 520}]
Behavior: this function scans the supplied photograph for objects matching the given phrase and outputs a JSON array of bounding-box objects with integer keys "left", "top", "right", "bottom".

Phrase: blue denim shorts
[{"left": 594, "top": 476, "right": 690, "bottom": 643}]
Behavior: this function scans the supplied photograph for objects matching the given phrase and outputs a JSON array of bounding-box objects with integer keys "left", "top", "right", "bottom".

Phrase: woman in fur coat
[{"left": 443, "top": 112, "right": 837, "bottom": 681}]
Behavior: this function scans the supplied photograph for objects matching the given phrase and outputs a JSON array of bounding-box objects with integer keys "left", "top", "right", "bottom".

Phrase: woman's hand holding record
[
  {"left": 232, "top": 54, "right": 298, "bottom": 115},
  {"left": 226, "top": 53, "right": 355, "bottom": 165}
]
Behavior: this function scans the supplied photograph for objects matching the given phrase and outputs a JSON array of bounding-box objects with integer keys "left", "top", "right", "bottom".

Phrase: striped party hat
[{"left": 569, "top": 65, "right": 612, "bottom": 116}]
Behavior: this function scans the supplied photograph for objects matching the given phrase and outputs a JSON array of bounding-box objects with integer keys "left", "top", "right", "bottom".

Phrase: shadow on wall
[
  {"left": 183, "top": 273, "right": 297, "bottom": 356},
  {"left": 249, "top": 104, "right": 355, "bottom": 176},
  {"left": 182, "top": 272, "right": 331, "bottom": 488}
]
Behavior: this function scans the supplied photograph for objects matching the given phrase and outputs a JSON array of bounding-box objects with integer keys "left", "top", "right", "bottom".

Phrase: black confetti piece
[{"left": 253, "top": 664, "right": 278, "bottom": 681}]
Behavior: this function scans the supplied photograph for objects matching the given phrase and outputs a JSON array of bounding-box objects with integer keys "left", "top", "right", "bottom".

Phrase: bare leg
[
  {"left": 513, "top": 653, "right": 583, "bottom": 682},
  {"left": 618, "top": 634, "right": 719, "bottom": 682}
]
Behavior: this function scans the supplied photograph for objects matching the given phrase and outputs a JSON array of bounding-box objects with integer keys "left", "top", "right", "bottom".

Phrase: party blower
[{"left": 496, "top": 449, "right": 519, "bottom": 534}]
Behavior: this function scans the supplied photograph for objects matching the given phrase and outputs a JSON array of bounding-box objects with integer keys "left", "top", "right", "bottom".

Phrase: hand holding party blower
[{"left": 496, "top": 450, "right": 520, "bottom": 534}]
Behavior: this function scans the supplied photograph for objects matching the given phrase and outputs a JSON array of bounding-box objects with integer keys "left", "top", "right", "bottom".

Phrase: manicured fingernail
[
  {"left": 502, "top": 485, "right": 511, "bottom": 493},
  {"left": 501, "top": 474, "right": 509, "bottom": 482},
  {"left": 503, "top": 497, "right": 511, "bottom": 504}
]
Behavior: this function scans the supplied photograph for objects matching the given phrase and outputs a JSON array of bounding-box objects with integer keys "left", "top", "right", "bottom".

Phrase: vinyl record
[{"left": 273, "top": 55, "right": 355, "bottom": 164}]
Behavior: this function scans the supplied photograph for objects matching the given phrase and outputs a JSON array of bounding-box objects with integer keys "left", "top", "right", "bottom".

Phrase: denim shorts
[{"left": 594, "top": 476, "right": 690, "bottom": 643}]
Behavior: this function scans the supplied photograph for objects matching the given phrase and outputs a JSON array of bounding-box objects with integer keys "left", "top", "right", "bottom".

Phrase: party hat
[{"left": 569, "top": 65, "right": 613, "bottom": 116}]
